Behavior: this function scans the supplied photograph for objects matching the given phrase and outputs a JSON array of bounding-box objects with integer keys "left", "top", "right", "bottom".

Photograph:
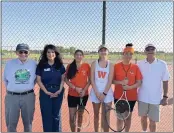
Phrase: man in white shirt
[
  {"left": 3, "top": 43, "right": 37, "bottom": 132},
  {"left": 137, "top": 44, "right": 170, "bottom": 132}
]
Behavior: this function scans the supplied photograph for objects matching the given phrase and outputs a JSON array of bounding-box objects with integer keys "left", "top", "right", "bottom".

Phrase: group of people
[{"left": 3, "top": 43, "right": 170, "bottom": 132}]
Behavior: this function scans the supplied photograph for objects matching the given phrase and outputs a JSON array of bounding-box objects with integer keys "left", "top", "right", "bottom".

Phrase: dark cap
[
  {"left": 145, "top": 44, "right": 156, "bottom": 49},
  {"left": 16, "top": 43, "right": 29, "bottom": 51}
]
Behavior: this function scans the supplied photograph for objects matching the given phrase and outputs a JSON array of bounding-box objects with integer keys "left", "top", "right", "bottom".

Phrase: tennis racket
[
  {"left": 114, "top": 88, "right": 130, "bottom": 120},
  {"left": 102, "top": 102, "right": 126, "bottom": 132},
  {"left": 73, "top": 97, "right": 90, "bottom": 129}
]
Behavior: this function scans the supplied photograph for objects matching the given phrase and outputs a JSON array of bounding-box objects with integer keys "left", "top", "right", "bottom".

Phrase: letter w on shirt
[{"left": 98, "top": 71, "right": 107, "bottom": 79}]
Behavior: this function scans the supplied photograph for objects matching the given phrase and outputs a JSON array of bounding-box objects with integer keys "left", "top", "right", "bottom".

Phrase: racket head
[
  {"left": 73, "top": 106, "right": 90, "bottom": 129},
  {"left": 115, "top": 99, "right": 130, "bottom": 120},
  {"left": 104, "top": 107, "right": 125, "bottom": 132}
]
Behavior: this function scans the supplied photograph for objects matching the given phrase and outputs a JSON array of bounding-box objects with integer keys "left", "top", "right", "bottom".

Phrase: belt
[
  {"left": 45, "top": 84, "right": 60, "bottom": 88},
  {"left": 7, "top": 90, "right": 34, "bottom": 95}
]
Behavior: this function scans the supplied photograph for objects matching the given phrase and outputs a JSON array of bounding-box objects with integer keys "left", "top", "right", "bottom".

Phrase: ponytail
[{"left": 66, "top": 59, "right": 78, "bottom": 79}]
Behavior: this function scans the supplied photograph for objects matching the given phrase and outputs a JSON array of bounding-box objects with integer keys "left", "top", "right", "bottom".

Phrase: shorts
[
  {"left": 138, "top": 101, "right": 160, "bottom": 122},
  {"left": 89, "top": 88, "right": 114, "bottom": 103},
  {"left": 114, "top": 99, "right": 136, "bottom": 112},
  {"left": 68, "top": 95, "right": 88, "bottom": 108}
]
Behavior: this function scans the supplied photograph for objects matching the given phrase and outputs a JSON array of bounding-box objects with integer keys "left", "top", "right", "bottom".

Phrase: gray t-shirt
[{"left": 3, "top": 58, "right": 37, "bottom": 92}]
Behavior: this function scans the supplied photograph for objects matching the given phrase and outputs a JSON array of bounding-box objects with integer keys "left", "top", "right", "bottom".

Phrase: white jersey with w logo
[{"left": 89, "top": 60, "right": 114, "bottom": 103}]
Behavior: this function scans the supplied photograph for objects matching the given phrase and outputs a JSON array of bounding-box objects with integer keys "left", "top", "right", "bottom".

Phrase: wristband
[
  {"left": 163, "top": 95, "right": 168, "bottom": 98},
  {"left": 103, "top": 92, "right": 107, "bottom": 96}
]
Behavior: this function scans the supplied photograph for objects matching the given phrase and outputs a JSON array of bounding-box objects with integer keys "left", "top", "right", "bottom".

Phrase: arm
[
  {"left": 83, "top": 64, "right": 91, "bottom": 92},
  {"left": 90, "top": 61, "right": 99, "bottom": 96},
  {"left": 124, "top": 80, "right": 142, "bottom": 90},
  {"left": 36, "top": 75, "right": 52, "bottom": 95},
  {"left": 57, "top": 74, "right": 65, "bottom": 93},
  {"left": 162, "top": 63, "right": 170, "bottom": 98},
  {"left": 103, "top": 63, "right": 114, "bottom": 94},
  {"left": 113, "top": 80, "right": 124, "bottom": 85},
  {"left": 163, "top": 81, "right": 168, "bottom": 97},
  {"left": 64, "top": 76, "right": 76, "bottom": 90},
  {"left": 83, "top": 79, "right": 91, "bottom": 92},
  {"left": 3, "top": 62, "right": 9, "bottom": 88}
]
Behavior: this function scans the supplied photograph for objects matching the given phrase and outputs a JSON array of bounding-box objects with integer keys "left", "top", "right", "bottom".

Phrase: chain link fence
[{"left": 1, "top": 1, "right": 173, "bottom": 132}]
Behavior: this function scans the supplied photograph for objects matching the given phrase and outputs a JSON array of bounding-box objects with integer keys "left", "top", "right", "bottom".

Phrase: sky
[{"left": 2, "top": 1, "right": 173, "bottom": 52}]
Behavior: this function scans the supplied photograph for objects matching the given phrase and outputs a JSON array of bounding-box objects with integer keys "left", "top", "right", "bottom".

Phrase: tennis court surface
[{"left": 1, "top": 64, "right": 173, "bottom": 132}]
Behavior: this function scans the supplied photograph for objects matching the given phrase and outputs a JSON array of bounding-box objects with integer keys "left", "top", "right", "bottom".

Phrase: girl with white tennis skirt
[{"left": 90, "top": 45, "right": 114, "bottom": 132}]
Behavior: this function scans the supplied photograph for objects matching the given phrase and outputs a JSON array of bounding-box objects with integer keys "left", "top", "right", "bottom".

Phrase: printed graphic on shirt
[
  {"left": 98, "top": 71, "right": 106, "bottom": 79},
  {"left": 129, "top": 70, "right": 134, "bottom": 75},
  {"left": 15, "top": 69, "right": 31, "bottom": 84},
  {"left": 81, "top": 70, "right": 86, "bottom": 76}
]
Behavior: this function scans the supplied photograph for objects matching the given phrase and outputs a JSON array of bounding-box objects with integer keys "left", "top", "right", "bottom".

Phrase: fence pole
[{"left": 102, "top": 1, "right": 106, "bottom": 46}]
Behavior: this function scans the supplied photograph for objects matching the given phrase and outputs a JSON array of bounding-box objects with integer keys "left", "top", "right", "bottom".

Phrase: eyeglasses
[{"left": 19, "top": 51, "right": 28, "bottom": 54}]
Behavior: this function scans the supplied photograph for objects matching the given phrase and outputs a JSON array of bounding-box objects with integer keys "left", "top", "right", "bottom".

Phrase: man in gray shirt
[{"left": 3, "top": 43, "right": 37, "bottom": 132}]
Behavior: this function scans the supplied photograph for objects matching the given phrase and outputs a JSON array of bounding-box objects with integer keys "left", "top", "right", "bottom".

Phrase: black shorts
[
  {"left": 114, "top": 99, "right": 136, "bottom": 112},
  {"left": 68, "top": 95, "right": 88, "bottom": 108}
]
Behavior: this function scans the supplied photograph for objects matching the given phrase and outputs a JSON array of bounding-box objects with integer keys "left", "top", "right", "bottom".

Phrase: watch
[{"left": 163, "top": 95, "right": 168, "bottom": 98}]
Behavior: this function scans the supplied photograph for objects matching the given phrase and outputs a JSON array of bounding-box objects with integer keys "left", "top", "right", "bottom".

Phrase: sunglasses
[
  {"left": 19, "top": 51, "right": 29, "bottom": 54},
  {"left": 145, "top": 47, "right": 155, "bottom": 51}
]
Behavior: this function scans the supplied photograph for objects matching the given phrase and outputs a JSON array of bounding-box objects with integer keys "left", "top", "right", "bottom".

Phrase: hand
[
  {"left": 75, "top": 87, "right": 83, "bottom": 94},
  {"left": 95, "top": 91, "right": 102, "bottom": 101},
  {"left": 123, "top": 78, "right": 129, "bottom": 85},
  {"left": 50, "top": 90, "right": 61, "bottom": 98},
  {"left": 122, "top": 85, "right": 131, "bottom": 90},
  {"left": 79, "top": 90, "right": 85, "bottom": 97},
  {"left": 160, "top": 98, "right": 168, "bottom": 106},
  {"left": 45, "top": 90, "right": 54, "bottom": 96},
  {"left": 100, "top": 93, "right": 106, "bottom": 102}
]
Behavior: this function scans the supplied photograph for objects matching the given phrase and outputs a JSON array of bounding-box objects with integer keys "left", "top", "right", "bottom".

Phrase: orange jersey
[
  {"left": 114, "top": 62, "right": 142, "bottom": 101},
  {"left": 66, "top": 63, "right": 90, "bottom": 97}
]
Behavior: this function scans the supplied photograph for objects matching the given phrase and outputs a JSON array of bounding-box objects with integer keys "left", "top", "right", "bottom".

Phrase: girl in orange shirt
[
  {"left": 65, "top": 50, "right": 90, "bottom": 132},
  {"left": 113, "top": 43, "right": 142, "bottom": 132}
]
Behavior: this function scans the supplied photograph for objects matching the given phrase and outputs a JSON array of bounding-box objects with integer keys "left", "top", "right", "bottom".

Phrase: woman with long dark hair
[
  {"left": 65, "top": 50, "right": 90, "bottom": 132},
  {"left": 36, "top": 44, "right": 65, "bottom": 132}
]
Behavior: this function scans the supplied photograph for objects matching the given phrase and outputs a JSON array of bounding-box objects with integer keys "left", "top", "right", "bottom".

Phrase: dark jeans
[{"left": 39, "top": 87, "right": 64, "bottom": 132}]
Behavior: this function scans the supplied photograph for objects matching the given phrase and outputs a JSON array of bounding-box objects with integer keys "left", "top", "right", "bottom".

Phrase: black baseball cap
[
  {"left": 145, "top": 44, "right": 156, "bottom": 49},
  {"left": 16, "top": 43, "right": 29, "bottom": 51}
]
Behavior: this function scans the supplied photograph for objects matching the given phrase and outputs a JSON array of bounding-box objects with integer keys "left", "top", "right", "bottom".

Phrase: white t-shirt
[{"left": 137, "top": 58, "right": 170, "bottom": 104}]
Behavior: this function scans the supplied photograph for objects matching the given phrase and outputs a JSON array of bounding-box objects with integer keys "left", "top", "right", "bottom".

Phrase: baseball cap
[
  {"left": 98, "top": 45, "right": 108, "bottom": 52},
  {"left": 145, "top": 44, "right": 156, "bottom": 49},
  {"left": 16, "top": 43, "right": 29, "bottom": 51}
]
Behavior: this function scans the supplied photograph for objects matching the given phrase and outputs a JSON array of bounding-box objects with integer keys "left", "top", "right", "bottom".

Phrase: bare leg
[
  {"left": 92, "top": 102, "right": 101, "bottom": 132},
  {"left": 149, "top": 118, "right": 156, "bottom": 132},
  {"left": 141, "top": 116, "right": 148, "bottom": 132},
  {"left": 69, "top": 107, "right": 77, "bottom": 132}
]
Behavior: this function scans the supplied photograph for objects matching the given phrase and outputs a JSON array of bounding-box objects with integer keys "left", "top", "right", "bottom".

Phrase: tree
[
  {"left": 56, "top": 46, "right": 64, "bottom": 53},
  {"left": 69, "top": 47, "right": 76, "bottom": 54}
]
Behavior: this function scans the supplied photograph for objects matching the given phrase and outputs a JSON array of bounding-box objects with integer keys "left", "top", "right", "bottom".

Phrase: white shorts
[{"left": 89, "top": 88, "right": 114, "bottom": 103}]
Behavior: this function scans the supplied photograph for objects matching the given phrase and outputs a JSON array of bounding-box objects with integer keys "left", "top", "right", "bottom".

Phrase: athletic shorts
[
  {"left": 68, "top": 95, "right": 88, "bottom": 108},
  {"left": 114, "top": 99, "right": 136, "bottom": 112},
  {"left": 138, "top": 101, "right": 160, "bottom": 122},
  {"left": 89, "top": 88, "right": 114, "bottom": 103}
]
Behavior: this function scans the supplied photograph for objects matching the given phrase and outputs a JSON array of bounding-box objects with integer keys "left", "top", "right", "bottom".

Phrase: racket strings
[
  {"left": 115, "top": 100, "right": 130, "bottom": 113},
  {"left": 115, "top": 100, "right": 130, "bottom": 120}
]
